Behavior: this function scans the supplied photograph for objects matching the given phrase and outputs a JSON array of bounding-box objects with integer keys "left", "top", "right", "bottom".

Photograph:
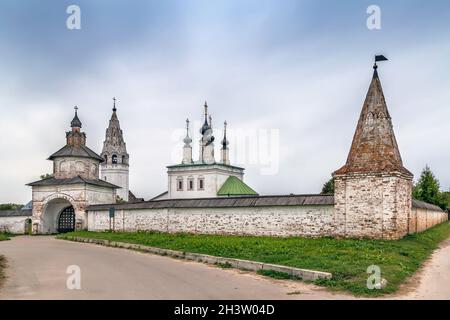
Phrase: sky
[{"left": 1, "top": 0, "right": 450, "bottom": 203}]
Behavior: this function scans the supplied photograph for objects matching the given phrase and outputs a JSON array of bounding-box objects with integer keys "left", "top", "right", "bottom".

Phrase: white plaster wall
[
  {"left": 100, "top": 164, "right": 129, "bottom": 201},
  {"left": 168, "top": 165, "right": 244, "bottom": 199},
  {"left": 0, "top": 216, "right": 30, "bottom": 234},
  {"left": 88, "top": 205, "right": 335, "bottom": 237}
]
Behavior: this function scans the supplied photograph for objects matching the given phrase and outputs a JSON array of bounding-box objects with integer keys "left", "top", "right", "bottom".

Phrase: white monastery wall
[
  {"left": 88, "top": 205, "right": 335, "bottom": 237},
  {"left": 0, "top": 216, "right": 30, "bottom": 234}
]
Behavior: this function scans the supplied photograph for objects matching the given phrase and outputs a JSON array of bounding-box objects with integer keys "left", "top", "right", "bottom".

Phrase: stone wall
[
  {"left": 0, "top": 216, "right": 30, "bottom": 234},
  {"left": 409, "top": 207, "right": 448, "bottom": 234},
  {"left": 334, "top": 173, "right": 413, "bottom": 240},
  {"left": 88, "top": 205, "right": 335, "bottom": 237}
]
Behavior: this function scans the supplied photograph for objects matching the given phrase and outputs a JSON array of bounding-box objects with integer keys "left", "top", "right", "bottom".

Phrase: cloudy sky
[{"left": 1, "top": 0, "right": 450, "bottom": 203}]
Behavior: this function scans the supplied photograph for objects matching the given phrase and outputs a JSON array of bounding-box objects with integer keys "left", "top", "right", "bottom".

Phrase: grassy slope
[
  {"left": 61, "top": 222, "right": 450, "bottom": 296},
  {"left": 0, "top": 234, "right": 10, "bottom": 286}
]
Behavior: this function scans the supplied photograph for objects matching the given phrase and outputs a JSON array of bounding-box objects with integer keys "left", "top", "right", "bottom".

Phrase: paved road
[{"left": 0, "top": 236, "right": 350, "bottom": 300}]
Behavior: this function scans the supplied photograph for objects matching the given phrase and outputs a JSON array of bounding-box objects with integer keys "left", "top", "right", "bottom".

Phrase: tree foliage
[
  {"left": 0, "top": 203, "right": 23, "bottom": 211},
  {"left": 40, "top": 173, "right": 53, "bottom": 180},
  {"left": 413, "top": 166, "right": 448, "bottom": 210},
  {"left": 321, "top": 178, "right": 334, "bottom": 194}
]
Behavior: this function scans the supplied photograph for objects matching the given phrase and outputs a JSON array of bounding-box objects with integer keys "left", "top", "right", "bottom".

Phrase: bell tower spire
[
  {"left": 199, "top": 101, "right": 215, "bottom": 164},
  {"left": 221, "top": 121, "right": 230, "bottom": 165},
  {"left": 182, "top": 118, "right": 193, "bottom": 164},
  {"left": 100, "top": 98, "right": 130, "bottom": 201}
]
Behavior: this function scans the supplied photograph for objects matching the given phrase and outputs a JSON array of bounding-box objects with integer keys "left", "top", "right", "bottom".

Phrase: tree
[
  {"left": 0, "top": 203, "right": 23, "bottom": 210},
  {"left": 321, "top": 178, "right": 334, "bottom": 194},
  {"left": 441, "top": 192, "right": 450, "bottom": 211},
  {"left": 413, "top": 165, "right": 447, "bottom": 210},
  {"left": 40, "top": 173, "right": 53, "bottom": 180}
]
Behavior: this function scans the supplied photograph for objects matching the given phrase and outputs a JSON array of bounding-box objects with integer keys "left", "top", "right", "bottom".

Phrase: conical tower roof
[
  {"left": 101, "top": 99, "right": 128, "bottom": 157},
  {"left": 334, "top": 65, "right": 412, "bottom": 177}
]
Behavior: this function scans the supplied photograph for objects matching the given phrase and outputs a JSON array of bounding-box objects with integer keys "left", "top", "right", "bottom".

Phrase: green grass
[
  {"left": 0, "top": 255, "right": 5, "bottom": 287},
  {"left": 0, "top": 234, "right": 9, "bottom": 287},
  {"left": 60, "top": 222, "right": 450, "bottom": 296},
  {"left": 0, "top": 233, "right": 11, "bottom": 241}
]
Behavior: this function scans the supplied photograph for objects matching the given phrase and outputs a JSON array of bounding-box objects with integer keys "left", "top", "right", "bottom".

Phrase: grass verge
[
  {"left": 0, "top": 233, "right": 11, "bottom": 241},
  {"left": 59, "top": 222, "right": 450, "bottom": 296}
]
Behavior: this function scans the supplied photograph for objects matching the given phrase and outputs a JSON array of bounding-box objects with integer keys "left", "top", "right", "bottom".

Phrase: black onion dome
[{"left": 71, "top": 110, "right": 82, "bottom": 128}]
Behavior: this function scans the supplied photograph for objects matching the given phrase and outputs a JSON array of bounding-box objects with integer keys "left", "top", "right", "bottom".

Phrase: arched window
[
  {"left": 112, "top": 154, "right": 118, "bottom": 164},
  {"left": 122, "top": 155, "right": 126, "bottom": 164},
  {"left": 104, "top": 155, "right": 108, "bottom": 163},
  {"left": 176, "top": 177, "right": 183, "bottom": 191},
  {"left": 198, "top": 177, "right": 205, "bottom": 190}
]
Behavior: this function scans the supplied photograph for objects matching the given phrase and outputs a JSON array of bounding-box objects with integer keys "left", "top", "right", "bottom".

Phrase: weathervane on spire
[
  {"left": 112, "top": 97, "right": 117, "bottom": 112},
  {"left": 374, "top": 55, "right": 388, "bottom": 69}
]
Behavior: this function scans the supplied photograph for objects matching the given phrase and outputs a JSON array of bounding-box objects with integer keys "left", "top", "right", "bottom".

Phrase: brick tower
[{"left": 333, "top": 59, "right": 413, "bottom": 239}]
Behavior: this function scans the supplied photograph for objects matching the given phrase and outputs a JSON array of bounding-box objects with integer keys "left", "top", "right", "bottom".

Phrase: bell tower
[{"left": 100, "top": 98, "right": 130, "bottom": 201}]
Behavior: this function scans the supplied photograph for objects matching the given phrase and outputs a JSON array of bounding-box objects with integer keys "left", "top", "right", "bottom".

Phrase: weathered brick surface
[{"left": 334, "top": 173, "right": 412, "bottom": 239}]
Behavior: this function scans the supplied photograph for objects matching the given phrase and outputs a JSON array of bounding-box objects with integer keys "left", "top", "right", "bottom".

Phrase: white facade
[
  {"left": 101, "top": 163, "right": 129, "bottom": 201},
  {"left": 167, "top": 164, "right": 244, "bottom": 199},
  {"left": 100, "top": 104, "right": 130, "bottom": 201}
]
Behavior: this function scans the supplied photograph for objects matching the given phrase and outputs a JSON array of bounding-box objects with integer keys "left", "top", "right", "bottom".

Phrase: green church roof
[{"left": 217, "top": 176, "right": 258, "bottom": 196}]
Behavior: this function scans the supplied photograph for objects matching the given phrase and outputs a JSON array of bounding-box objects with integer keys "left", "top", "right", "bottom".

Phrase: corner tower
[
  {"left": 100, "top": 98, "right": 130, "bottom": 201},
  {"left": 333, "top": 57, "right": 413, "bottom": 239}
]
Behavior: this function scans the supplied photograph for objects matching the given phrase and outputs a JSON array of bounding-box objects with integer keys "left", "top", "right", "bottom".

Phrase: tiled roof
[
  {"left": 87, "top": 194, "right": 335, "bottom": 211},
  {"left": 27, "top": 176, "right": 120, "bottom": 189},
  {"left": 412, "top": 199, "right": 444, "bottom": 212},
  {"left": 217, "top": 176, "right": 258, "bottom": 196},
  {"left": 334, "top": 67, "right": 412, "bottom": 177},
  {"left": 48, "top": 145, "right": 104, "bottom": 162},
  {"left": 86, "top": 194, "right": 444, "bottom": 213},
  {"left": 0, "top": 209, "right": 32, "bottom": 217}
]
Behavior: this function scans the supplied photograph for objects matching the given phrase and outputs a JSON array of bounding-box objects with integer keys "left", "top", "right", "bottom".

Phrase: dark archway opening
[{"left": 57, "top": 206, "right": 75, "bottom": 233}]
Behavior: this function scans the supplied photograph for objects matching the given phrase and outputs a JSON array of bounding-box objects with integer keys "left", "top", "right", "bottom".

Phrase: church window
[
  {"left": 75, "top": 161, "right": 84, "bottom": 172},
  {"left": 60, "top": 161, "right": 68, "bottom": 172},
  {"left": 177, "top": 178, "right": 183, "bottom": 191},
  {"left": 122, "top": 155, "right": 126, "bottom": 164},
  {"left": 112, "top": 154, "right": 118, "bottom": 164},
  {"left": 188, "top": 178, "right": 194, "bottom": 191},
  {"left": 198, "top": 178, "right": 204, "bottom": 190},
  {"left": 104, "top": 155, "right": 108, "bottom": 163}
]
